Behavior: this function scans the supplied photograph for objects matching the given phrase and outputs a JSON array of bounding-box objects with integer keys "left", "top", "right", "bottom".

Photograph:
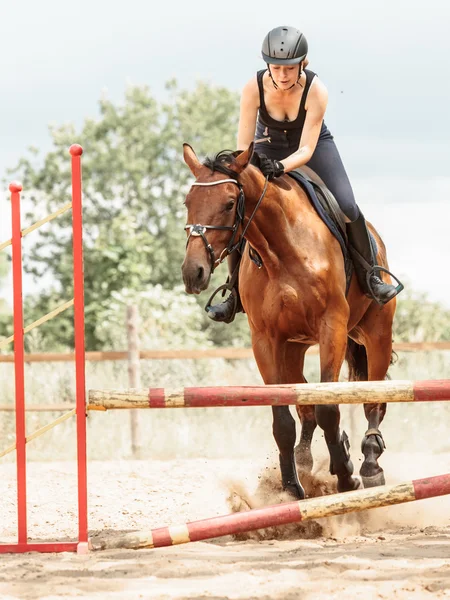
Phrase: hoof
[
  {"left": 283, "top": 483, "right": 306, "bottom": 501},
  {"left": 361, "top": 471, "right": 385, "bottom": 488},
  {"left": 337, "top": 476, "right": 362, "bottom": 493}
]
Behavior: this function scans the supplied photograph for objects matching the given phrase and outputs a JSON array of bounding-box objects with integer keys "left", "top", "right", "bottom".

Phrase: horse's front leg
[
  {"left": 272, "top": 405, "right": 305, "bottom": 499},
  {"left": 252, "top": 336, "right": 306, "bottom": 500},
  {"left": 316, "top": 310, "right": 361, "bottom": 492}
]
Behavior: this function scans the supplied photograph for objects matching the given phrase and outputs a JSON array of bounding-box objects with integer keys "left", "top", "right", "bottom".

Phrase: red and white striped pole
[
  {"left": 88, "top": 379, "right": 450, "bottom": 410},
  {"left": 93, "top": 473, "right": 450, "bottom": 550},
  {"left": 70, "top": 144, "right": 89, "bottom": 553}
]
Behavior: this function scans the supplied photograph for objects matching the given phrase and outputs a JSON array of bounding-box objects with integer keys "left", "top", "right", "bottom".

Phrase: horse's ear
[
  {"left": 183, "top": 143, "right": 203, "bottom": 177},
  {"left": 230, "top": 142, "right": 255, "bottom": 173}
]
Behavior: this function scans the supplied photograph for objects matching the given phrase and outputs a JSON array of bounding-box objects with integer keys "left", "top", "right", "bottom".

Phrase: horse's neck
[{"left": 242, "top": 171, "right": 313, "bottom": 271}]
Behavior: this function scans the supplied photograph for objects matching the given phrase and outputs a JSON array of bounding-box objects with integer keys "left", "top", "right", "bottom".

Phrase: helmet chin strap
[
  {"left": 268, "top": 64, "right": 304, "bottom": 91},
  {"left": 267, "top": 65, "right": 279, "bottom": 90}
]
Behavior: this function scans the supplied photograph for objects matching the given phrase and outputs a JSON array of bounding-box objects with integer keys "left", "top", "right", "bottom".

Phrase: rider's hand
[{"left": 258, "top": 154, "right": 285, "bottom": 180}]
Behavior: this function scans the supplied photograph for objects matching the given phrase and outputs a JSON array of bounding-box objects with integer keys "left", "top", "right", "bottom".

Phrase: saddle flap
[
  {"left": 297, "top": 166, "right": 348, "bottom": 242},
  {"left": 287, "top": 169, "right": 353, "bottom": 294}
]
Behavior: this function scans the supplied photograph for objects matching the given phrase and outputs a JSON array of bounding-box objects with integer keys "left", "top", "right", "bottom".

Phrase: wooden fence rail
[
  {"left": 1, "top": 341, "right": 448, "bottom": 412},
  {"left": 0, "top": 341, "right": 449, "bottom": 364}
]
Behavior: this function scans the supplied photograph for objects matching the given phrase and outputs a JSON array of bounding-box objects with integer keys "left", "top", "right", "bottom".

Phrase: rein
[{"left": 184, "top": 175, "right": 269, "bottom": 273}]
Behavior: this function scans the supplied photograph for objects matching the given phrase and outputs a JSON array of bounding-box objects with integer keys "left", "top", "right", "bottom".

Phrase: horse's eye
[{"left": 225, "top": 200, "right": 234, "bottom": 212}]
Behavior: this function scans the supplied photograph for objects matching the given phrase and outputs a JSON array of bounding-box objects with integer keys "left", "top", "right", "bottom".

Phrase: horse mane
[
  {"left": 203, "top": 149, "right": 260, "bottom": 180},
  {"left": 203, "top": 150, "right": 240, "bottom": 180}
]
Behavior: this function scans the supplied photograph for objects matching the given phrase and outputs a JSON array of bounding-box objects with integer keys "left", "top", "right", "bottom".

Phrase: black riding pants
[
  {"left": 254, "top": 124, "right": 359, "bottom": 222},
  {"left": 306, "top": 134, "right": 359, "bottom": 222}
]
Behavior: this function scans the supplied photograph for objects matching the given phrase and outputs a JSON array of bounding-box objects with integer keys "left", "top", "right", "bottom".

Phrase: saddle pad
[{"left": 287, "top": 171, "right": 353, "bottom": 292}]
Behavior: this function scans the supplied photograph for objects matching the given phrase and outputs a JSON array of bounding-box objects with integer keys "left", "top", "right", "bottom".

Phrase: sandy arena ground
[{"left": 1, "top": 453, "right": 450, "bottom": 599}]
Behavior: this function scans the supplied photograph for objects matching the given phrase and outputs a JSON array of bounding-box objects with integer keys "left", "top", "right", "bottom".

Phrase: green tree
[
  {"left": 5, "top": 81, "right": 240, "bottom": 349},
  {"left": 96, "top": 285, "right": 212, "bottom": 349},
  {"left": 393, "top": 287, "right": 450, "bottom": 342}
]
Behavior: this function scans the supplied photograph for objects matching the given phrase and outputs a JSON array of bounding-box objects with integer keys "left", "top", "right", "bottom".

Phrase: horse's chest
[
  {"left": 258, "top": 283, "right": 322, "bottom": 336},
  {"left": 280, "top": 284, "right": 301, "bottom": 310}
]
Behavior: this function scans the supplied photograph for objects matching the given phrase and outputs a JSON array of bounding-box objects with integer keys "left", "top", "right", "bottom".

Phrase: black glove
[{"left": 258, "top": 153, "right": 285, "bottom": 180}]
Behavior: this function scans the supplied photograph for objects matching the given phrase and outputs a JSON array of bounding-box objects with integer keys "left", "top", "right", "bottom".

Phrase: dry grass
[{"left": 0, "top": 351, "right": 449, "bottom": 462}]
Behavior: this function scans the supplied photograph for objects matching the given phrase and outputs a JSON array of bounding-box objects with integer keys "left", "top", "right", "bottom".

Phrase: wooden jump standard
[
  {"left": 92, "top": 473, "right": 450, "bottom": 550},
  {"left": 88, "top": 379, "right": 450, "bottom": 410}
]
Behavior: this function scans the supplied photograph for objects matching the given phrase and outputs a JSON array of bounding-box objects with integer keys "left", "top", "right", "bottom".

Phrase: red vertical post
[
  {"left": 10, "top": 182, "right": 27, "bottom": 544},
  {"left": 69, "top": 145, "right": 89, "bottom": 551}
]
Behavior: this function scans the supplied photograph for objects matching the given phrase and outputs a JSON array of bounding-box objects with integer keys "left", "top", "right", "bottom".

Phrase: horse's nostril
[{"left": 197, "top": 266, "right": 204, "bottom": 281}]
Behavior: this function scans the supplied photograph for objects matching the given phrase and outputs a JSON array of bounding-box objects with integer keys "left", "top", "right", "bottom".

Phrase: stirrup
[
  {"left": 366, "top": 265, "right": 404, "bottom": 305},
  {"left": 205, "top": 283, "right": 236, "bottom": 312},
  {"left": 205, "top": 284, "right": 240, "bottom": 323}
]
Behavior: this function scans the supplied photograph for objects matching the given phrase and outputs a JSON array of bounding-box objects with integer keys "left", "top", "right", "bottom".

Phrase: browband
[{"left": 191, "top": 179, "right": 239, "bottom": 187}]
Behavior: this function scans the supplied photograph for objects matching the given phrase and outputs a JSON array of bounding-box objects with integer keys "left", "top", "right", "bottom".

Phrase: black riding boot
[
  {"left": 206, "top": 252, "right": 243, "bottom": 323},
  {"left": 346, "top": 211, "right": 399, "bottom": 305}
]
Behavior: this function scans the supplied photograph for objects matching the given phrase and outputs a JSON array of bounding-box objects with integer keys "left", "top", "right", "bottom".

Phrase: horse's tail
[
  {"left": 345, "top": 338, "right": 368, "bottom": 381},
  {"left": 345, "top": 338, "right": 396, "bottom": 381}
]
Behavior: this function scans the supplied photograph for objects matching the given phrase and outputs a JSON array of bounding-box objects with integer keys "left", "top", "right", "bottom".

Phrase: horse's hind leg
[
  {"left": 252, "top": 337, "right": 308, "bottom": 500},
  {"left": 346, "top": 337, "right": 388, "bottom": 487},
  {"left": 360, "top": 342, "right": 391, "bottom": 487},
  {"left": 350, "top": 303, "right": 395, "bottom": 487},
  {"left": 361, "top": 400, "right": 388, "bottom": 487},
  {"left": 295, "top": 403, "right": 317, "bottom": 474},
  {"left": 290, "top": 344, "right": 317, "bottom": 473},
  {"left": 317, "top": 310, "right": 361, "bottom": 493}
]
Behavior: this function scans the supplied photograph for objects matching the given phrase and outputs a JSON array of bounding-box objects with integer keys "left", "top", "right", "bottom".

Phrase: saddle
[
  {"left": 248, "top": 168, "right": 377, "bottom": 296},
  {"left": 295, "top": 166, "right": 348, "bottom": 240}
]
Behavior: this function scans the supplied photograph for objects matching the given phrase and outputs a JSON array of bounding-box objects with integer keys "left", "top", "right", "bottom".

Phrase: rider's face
[{"left": 269, "top": 64, "right": 301, "bottom": 89}]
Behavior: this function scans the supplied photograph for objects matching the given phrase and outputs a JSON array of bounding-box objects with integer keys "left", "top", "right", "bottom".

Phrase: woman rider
[{"left": 207, "top": 25, "right": 401, "bottom": 323}]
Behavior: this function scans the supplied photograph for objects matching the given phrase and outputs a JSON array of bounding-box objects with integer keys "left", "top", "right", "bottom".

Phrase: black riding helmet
[
  {"left": 261, "top": 26, "right": 308, "bottom": 65},
  {"left": 262, "top": 26, "right": 308, "bottom": 89}
]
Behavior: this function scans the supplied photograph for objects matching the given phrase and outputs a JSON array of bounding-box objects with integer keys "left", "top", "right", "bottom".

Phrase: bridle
[{"left": 184, "top": 175, "right": 269, "bottom": 273}]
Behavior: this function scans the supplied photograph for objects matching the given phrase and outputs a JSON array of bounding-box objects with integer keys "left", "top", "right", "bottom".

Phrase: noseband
[{"left": 184, "top": 176, "right": 269, "bottom": 273}]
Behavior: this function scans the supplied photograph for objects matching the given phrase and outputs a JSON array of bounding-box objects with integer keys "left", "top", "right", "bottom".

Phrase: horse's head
[{"left": 181, "top": 143, "right": 254, "bottom": 294}]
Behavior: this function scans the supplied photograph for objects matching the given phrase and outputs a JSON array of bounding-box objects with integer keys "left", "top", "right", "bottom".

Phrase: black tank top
[
  {"left": 257, "top": 68, "right": 316, "bottom": 131},
  {"left": 254, "top": 68, "right": 331, "bottom": 161}
]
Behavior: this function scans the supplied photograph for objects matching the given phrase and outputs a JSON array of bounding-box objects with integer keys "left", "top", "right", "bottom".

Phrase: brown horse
[{"left": 181, "top": 142, "right": 396, "bottom": 499}]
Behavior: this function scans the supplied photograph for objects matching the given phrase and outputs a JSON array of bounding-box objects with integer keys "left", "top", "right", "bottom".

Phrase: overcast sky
[{"left": 1, "top": 0, "right": 449, "bottom": 305}]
